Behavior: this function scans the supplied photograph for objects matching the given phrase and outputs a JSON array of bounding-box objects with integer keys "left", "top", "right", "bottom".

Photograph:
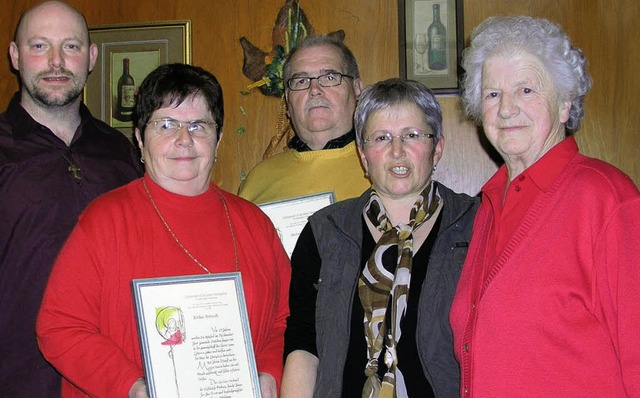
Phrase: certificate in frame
[
  {"left": 131, "top": 272, "right": 261, "bottom": 398},
  {"left": 259, "top": 191, "right": 335, "bottom": 257}
]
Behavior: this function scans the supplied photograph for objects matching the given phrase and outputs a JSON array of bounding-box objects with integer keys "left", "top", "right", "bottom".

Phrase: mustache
[
  {"left": 36, "top": 67, "right": 75, "bottom": 79},
  {"left": 304, "top": 99, "right": 330, "bottom": 111}
]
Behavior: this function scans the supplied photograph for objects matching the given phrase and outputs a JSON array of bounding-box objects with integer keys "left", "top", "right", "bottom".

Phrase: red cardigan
[
  {"left": 450, "top": 142, "right": 640, "bottom": 397},
  {"left": 37, "top": 176, "right": 290, "bottom": 397}
]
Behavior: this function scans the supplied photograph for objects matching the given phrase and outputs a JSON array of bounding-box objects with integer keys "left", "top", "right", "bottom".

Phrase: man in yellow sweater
[{"left": 238, "top": 35, "right": 370, "bottom": 204}]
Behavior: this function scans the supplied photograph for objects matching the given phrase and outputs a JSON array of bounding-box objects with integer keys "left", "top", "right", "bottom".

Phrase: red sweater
[
  {"left": 450, "top": 139, "right": 640, "bottom": 397},
  {"left": 37, "top": 176, "right": 290, "bottom": 397}
]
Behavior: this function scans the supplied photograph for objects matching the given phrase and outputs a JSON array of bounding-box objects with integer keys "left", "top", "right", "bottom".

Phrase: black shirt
[
  {"left": 0, "top": 93, "right": 142, "bottom": 397},
  {"left": 285, "top": 213, "right": 443, "bottom": 397}
]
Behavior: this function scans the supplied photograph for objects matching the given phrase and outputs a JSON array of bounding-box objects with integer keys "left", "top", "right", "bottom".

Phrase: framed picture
[
  {"left": 398, "top": 0, "right": 463, "bottom": 94},
  {"left": 131, "top": 272, "right": 262, "bottom": 398},
  {"left": 84, "top": 21, "right": 191, "bottom": 139},
  {"left": 258, "top": 191, "right": 336, "bottom": 258}
]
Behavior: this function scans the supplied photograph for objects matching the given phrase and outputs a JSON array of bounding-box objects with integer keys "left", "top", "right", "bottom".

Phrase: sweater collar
[{"left": 287, "top": 128, "right": 356, "bottom": 152}]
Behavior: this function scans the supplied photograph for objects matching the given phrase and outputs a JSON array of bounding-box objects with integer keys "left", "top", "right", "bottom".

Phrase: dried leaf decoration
[{"left": 240, "top": 0, "right": 345, "bottom": 97}]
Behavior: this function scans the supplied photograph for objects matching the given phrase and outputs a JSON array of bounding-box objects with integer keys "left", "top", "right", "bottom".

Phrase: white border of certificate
[
  {"left": 258, "top": 191, "right": 335, "bottom": 257},
  {"left": 131, "top": 272, "right": 261, "bottom": 398}
]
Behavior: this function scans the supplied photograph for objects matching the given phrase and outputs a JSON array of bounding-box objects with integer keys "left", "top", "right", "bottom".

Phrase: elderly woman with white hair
[{"left": 450, "top": 15, "right": 640, "bottom": 397}]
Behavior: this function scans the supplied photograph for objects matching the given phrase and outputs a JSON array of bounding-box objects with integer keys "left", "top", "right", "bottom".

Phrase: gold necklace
[{"left": 142, "top": 178, "right": 239, "bottom": 273}]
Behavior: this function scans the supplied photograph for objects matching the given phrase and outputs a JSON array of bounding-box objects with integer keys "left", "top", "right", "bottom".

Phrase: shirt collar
[
  {"left": 482, "top": 135, "right": 580, "bottom": 195},
  {"left": 517, "top": 136, "right": 579, "bottom": 191},
  {"left": 6, "top": 92, "right": 37, "bottom": 138},
  {"left": 287, "top": 128, "right": 356, "bottom": 152},
  {"left": 6, "top": 92, "right": 94, "bottom": 143}
]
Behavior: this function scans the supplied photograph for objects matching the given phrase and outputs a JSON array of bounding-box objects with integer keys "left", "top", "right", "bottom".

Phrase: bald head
[
  {"left": 14, "top": 1, "right": 90, "bottom": 45},
  {"left": 9, "top": 0, "right": 97, "bottom": 112}
]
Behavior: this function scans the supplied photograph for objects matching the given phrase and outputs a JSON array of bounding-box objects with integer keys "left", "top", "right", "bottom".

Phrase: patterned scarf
[{"left": 359, "top": 181, "right": 440, "bottom": 398}]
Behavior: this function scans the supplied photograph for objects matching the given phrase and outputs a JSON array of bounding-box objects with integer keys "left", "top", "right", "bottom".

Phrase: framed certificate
[
  {"left": 131, "top": 273, "right": 261, "bottom": 398},
  {"left": 259, "top": 191, "right": 335, "bottom": 257}
]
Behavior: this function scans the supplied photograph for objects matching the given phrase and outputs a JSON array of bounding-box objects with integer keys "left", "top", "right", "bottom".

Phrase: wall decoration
[
  {"left": 240, "top": 0, "right": 344, "bottom": 98},
  {"left": 398, "top": 0, "right": 463, "bottom": 93},
  {"left": 84, "top": 21, "right": 191, "bottom": 140},
  {"left": 238, "top": 0, "right": 347, "bottom": 174}
]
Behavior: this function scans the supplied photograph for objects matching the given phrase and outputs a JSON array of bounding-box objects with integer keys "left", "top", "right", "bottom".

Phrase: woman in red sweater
[
  {"left": 37, "top": 64, "right": 290, "bottom": 398},
  {"left": 450, "top": 16, "right": 640, "bottom": 397}
]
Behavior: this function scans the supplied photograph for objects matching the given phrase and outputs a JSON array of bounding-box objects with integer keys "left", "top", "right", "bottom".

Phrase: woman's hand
[
  {"left": 128, "top": 378, "right": 149, "bottom": 398},
  {"left": 258, "top": 372, "right": 277, "bottom": 398}
]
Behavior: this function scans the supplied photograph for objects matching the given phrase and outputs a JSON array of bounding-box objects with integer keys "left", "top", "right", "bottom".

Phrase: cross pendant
[{"left": 68, "top": 164, "right": 82, "bottom": 180}]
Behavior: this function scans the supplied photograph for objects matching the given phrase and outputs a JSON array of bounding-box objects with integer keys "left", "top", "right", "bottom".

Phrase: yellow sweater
[{"left": 238, "top": 142, "right": 370, "bottom": 205}]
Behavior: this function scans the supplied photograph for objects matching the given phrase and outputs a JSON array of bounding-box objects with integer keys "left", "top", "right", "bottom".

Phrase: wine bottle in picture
[
  {"left": 116, "top": 58, "right": 135, "bottom": 122},
  {"left": 427, "top": 3, "right": 447, "bottom": 70}
]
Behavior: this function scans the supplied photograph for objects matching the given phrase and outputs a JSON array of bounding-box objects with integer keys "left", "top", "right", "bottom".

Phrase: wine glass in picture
[{"left": 414, "top": 34, "right": 428, "bottom": 72}]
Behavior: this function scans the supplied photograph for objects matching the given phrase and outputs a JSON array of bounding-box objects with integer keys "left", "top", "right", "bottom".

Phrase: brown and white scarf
[{"left": 359, "top": 181, "right": 440, "bottom": 398}]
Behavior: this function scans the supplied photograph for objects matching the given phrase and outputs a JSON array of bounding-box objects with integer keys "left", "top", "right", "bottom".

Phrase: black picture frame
[{"left": 398, "top": 0, "right": 464, "bottom": 94}]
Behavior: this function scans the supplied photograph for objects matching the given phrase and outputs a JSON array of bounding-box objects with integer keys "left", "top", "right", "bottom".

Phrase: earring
[
  {"left": 214, "top": 156, "right": 218, "bottom": 163},
  {"left": 432, "top": 164, "right": 437, "bottom": 172},
  {"left": 140, "top": 156, "right": 145, "bottom": 164},
  {"left": 364, "top": 171, "right": 369, "bottom": 178}
]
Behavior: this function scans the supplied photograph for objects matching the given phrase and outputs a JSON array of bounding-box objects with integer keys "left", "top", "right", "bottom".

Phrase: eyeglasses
[
  {"left": 363, "top": 129, "right": 435, "bottom": 148},
  {"left": 146, "top": 118, "right": 217, "bottom": 138},
  {"left": 286, "top": 72, "right": 354, "bottom": 91}
]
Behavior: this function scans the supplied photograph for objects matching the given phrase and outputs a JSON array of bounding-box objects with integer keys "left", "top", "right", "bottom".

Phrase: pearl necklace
[{"left": 142, "top": 178, "right": 239, "bottom": 274}]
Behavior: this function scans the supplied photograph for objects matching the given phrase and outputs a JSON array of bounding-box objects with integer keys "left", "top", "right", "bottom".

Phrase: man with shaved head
[{"left": 0, "top": 1, "right": 142, "bottom": 396}]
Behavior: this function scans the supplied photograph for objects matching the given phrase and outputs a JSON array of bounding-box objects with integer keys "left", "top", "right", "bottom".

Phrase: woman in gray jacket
[{"left": 281, "top": 78, "right": 479, "bottom": 398}]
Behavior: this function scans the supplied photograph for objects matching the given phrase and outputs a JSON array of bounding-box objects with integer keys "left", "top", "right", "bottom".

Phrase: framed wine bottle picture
[
  {"left": 84, "top": 21, "right": 191, "bottom": 140},
  {"left": 398, "top": 0, "right": 463, "bottom": 94}
]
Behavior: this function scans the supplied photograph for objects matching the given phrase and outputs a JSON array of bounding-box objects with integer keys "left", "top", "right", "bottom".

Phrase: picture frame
[
  {"left": 398, "top": 0, "right": 463, "bottom": 94},
  {"left": 131, "top": 272, "right": 262, "bottom": 398},
  {"left": 258, "top": 191, "right": 336, "bottom": 258},
  {"left": 84, "top": 21, "right": 191, "bottom": 140}
]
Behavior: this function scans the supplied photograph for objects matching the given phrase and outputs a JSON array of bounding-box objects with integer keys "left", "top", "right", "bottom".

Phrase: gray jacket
[{"left": 309, "top": 184, "right": 479, "bottom": 397}]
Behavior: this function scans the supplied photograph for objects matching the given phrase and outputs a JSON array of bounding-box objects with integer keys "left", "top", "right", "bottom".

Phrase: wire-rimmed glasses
[
  {"left": 286, "top": 72, "right": 354, "bottom": 91},
  {"left": 146, "top": 118, "right": 218, "bottom": 138},
  {"left": 363, "top": 129, "right": 435, "bottom": 148}
]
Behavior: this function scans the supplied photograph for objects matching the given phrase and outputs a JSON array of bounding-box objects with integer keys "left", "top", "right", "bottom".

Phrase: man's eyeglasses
[
  {"left": 286, "top": 72, "right": 354, "bottom": 91},
  {"left": 363, "top": 129, "right": 435, "bottom": 148},
  {"left": 146, "top": 118, "right": 218, "bottom": 138}
]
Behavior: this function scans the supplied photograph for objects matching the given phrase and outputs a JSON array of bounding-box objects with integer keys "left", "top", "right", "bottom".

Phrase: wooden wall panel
[{"left": 1, "top": 0, "right": 637, "bottom": 196}]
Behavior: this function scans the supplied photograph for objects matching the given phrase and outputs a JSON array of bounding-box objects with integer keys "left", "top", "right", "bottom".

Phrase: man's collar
[
  {"left": 6, "top": 92, "right": 93, "bottom": 141},
  {"left": 287, "top": 129, "right": 356, "bottom": 152}
]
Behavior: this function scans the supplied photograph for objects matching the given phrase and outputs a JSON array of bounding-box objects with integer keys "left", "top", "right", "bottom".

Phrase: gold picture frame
[
  {"left": 84, "top": 20, "right": 191, "bottom": 139},
  {"left": 398, "top": 0, "right": 463, "bottom": 94}
]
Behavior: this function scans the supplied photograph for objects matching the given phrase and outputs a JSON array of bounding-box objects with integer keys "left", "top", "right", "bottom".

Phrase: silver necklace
[{"left": 142, "top": 178, "right": 239, "bottom": 273}]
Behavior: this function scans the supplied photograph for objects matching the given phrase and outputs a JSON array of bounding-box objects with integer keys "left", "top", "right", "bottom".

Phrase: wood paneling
[
  {"left": 463, "top": 0, "right": 640, "bottom": 187},
  {"left": 1, "top": 0, "right": 637, "bottom": 196}
]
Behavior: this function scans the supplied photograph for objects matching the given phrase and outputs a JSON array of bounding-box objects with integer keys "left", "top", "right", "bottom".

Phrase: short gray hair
[
  {"left": 282, "top": 34, "right": 360, "bottom": 81},
  {"left": 461, "top": 15, "right": 592, "bottom": 133},
  {"left": 354, "top": 78, "right": 443, "bottom": 145}
]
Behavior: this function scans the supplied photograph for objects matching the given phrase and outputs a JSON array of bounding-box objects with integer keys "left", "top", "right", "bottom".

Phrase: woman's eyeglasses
[
  {"left": 146, "top": 118, "right": 217, "bottom": 138},
  {"left": 363, "top": 129, "right": 435, "bottom": 148}
]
